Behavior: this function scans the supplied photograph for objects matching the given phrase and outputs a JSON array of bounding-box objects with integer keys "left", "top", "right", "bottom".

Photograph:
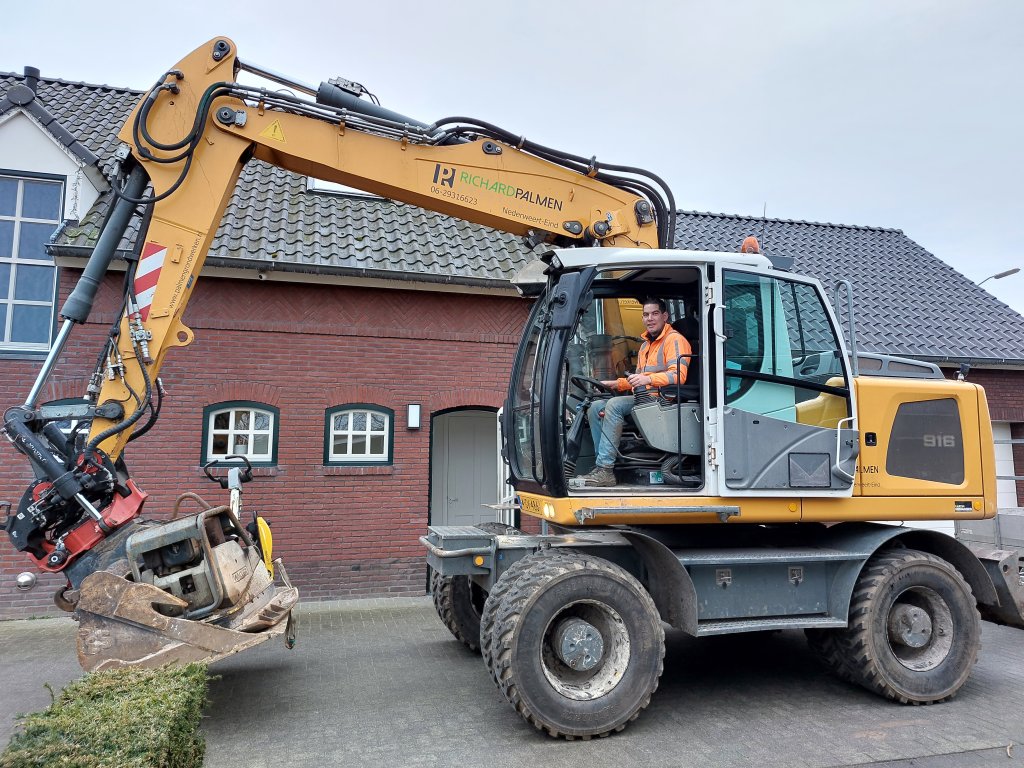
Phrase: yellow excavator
[{"left": 3, "top": 38, "right": 1022, "bottom": 740}]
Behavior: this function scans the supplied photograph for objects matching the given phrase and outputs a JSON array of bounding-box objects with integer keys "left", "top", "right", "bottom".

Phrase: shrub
[{"left": 1, "top": 664, "right": 208, "bottom": 768}]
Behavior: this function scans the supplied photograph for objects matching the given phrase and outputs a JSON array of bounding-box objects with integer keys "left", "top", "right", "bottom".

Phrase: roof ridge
[
  {"left": 677, "top": 208, "right": 902, "bottom": 235},
  {"left": 0, "top": 70, "right": 143, "bottom": 96}
]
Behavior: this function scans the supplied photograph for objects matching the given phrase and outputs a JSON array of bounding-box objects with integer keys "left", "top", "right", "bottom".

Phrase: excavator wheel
[
  {"left": 430, "top": 572, "right": 487, "bottom": 653},
  {"left": 829, "top": 549, "right": 980, "bottom": 704},
  {"left": 804, "top": 628, "right": 857, "bottom": 684},
  {"left": 489, "top": 549, "right": 664, "bottom": 739},
  {"left": 480, "top": 550, "right": 566, "bottom": 685},
  {"left": 430, "top": 522, "right": 521, "bottom": 654}
]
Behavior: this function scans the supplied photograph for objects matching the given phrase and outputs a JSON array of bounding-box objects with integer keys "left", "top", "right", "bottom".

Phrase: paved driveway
[{"left": 2, "top": 598, "right": 1023, "bottom": 767}]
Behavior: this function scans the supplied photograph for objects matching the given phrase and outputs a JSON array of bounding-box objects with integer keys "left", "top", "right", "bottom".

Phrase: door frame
[
  {"left": 427, "top": 406, "right": 502, "bottom": 528},
  {"left": 712, "top": 264, "right": 858, "bottom": 498}
]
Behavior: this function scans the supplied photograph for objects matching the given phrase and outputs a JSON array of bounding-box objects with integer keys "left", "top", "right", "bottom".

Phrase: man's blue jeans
[{"left": 589, "top": 395, "right": 634, "bottom": 468}]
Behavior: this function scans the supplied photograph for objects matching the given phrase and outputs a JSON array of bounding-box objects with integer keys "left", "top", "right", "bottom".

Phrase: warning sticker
[{"left": 259, "top": 120, "right": 287, "bottom": 143}]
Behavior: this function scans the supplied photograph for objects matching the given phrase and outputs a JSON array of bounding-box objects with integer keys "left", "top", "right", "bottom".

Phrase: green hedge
[{"left": 1, "top": 664, "right": 208, "bottom": 768}]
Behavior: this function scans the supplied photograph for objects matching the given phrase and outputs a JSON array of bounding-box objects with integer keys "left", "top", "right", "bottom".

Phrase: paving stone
[{"left": 2, "top": 599, "right": 1022, "bottom": 767}]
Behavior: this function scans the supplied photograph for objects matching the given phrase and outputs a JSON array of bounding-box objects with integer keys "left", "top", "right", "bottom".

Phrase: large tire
[
  {"left": 490, "top": 550, "right": 665, "bottom": 739},
  {"left": 431, "top": 522, "right": 521, "bottom": 654},
  {"left": 481, "top": 550, "right": 563, "bottom": 685},
  {"left": 805, "top": 628, "right": 857, "bottom": 683},
  {"left": 830, "top": 548, "right": 981, "bottom": 704},
  {"left": 431, "top": 572, "right": 487, "bottom": 653}
]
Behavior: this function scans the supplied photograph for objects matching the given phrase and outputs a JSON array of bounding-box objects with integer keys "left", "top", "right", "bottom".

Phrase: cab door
[
  {"left": 505, "top": 267, "right": 596, "bottom": 498},
  {"left": 714, "top": 267, "right": 858, "bottom": 495}
]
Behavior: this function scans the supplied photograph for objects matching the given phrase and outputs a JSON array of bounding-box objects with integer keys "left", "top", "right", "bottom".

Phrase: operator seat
[{"left": 664, "top": 315, "right": 699, "bottom": 402}]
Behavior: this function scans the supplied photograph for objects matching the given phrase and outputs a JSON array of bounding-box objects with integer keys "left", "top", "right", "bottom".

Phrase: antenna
[{"left": 759, "top": 202, "right": 768, "bottom": 254}]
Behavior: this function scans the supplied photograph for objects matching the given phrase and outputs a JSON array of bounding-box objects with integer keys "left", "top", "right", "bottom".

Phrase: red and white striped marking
[{"left": 134, "top": 242, "right": 166, "bottom": 321}]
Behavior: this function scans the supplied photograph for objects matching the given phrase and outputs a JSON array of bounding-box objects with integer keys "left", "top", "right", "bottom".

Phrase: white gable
[{"left": 0, "top": 110, "right": 103, "bottom": 221}]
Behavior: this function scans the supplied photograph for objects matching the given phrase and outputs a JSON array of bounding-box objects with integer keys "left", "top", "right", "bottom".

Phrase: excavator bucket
[{"left": 75, "top": 571, "right": 298, "bottom": 672}]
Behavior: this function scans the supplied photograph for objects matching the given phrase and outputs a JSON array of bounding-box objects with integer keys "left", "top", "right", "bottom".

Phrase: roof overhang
[{"left": 52, "top": 248, "right": 521, "bottom": 297}]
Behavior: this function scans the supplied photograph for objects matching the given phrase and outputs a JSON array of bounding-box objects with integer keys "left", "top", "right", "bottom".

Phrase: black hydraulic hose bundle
[
  {"left": 82, "top": 208, "right": 154, "bottom": 461},
  {"left": 121, "top": 73, "right": 677, "bottom": 245},
  {"left": 428, "top": 116, "right": 677, "bottom": 247}
]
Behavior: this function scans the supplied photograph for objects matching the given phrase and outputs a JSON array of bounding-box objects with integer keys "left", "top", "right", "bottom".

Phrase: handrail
[{"left": 834, "top": 280, "right": 860, "bottom": 378}]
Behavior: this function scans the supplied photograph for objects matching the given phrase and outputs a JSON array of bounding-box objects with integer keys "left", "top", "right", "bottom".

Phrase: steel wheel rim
[
  {"left": 540, "top": 599, "right": 630, "bottom": 700},
  {"left": 885, "top": 585, "right": 953, "bottom": 672}
]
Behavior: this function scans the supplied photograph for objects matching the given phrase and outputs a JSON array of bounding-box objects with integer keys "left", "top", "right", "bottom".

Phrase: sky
[{"left": 3, "top": 0, "right": 1022, "bottom": 314}]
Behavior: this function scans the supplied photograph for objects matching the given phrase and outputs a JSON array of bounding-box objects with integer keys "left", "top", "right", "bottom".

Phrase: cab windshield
[{"left": 505, "top": 264, "right": 704, "bottom": 494}]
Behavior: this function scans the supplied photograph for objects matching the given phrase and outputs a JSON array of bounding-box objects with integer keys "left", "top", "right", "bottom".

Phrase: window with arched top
[
  {"left": 202, "top": 402, "right": 279, "bottom": 465},
  {"left": 324, "top": 404, "right": 393, "bottom": 465}
]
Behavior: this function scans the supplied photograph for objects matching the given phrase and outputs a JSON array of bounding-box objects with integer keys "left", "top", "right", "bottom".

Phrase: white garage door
[{"left": 994, "top": 421, "right": 1019, "bottom": 509}]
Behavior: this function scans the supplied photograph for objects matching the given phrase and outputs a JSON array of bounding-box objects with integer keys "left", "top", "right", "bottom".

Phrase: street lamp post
[{"left": 978, "top": 267, "right": 1020, "bottom": 286}]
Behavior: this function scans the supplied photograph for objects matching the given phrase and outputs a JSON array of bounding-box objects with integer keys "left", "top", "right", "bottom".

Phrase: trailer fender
[{"left": 620, "top": 530, "right": 698, "bottom": 635}]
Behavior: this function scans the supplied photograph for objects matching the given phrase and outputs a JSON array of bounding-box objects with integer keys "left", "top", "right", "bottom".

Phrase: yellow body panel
[
  {"left": 801, "top": 495, "right": 989, "bottom": 522},
  {"left": 520, "top": 492, "right": 803, "bottom": 526},
  {"left": 851, "top": 377, "right": 993, "bottom": 505},
  {"left": 521, "top": 376, "right": 997, "bottom": 527},
  {"left": 794, "top": 378, "right": 848, "bottom": 429},
  {"left": 521, "top": 492, "right": 993, "bottom": 527}
]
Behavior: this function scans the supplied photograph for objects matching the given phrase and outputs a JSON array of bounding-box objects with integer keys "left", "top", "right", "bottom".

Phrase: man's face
[{"left": 641, "top": 303, "right": 668, "bottom": 338}]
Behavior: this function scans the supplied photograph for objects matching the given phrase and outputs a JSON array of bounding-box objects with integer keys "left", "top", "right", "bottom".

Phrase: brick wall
[{"left": 0, "top": 270, "right": 531, "bottom": 618}]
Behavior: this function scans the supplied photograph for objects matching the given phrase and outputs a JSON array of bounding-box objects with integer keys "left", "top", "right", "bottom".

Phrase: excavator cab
[{"left": 505, "top": 247, "right": 860, "bottom": 507}]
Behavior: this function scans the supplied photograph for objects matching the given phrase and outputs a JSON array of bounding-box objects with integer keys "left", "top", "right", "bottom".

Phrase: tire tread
[
  {"left": 830, "top": 548, "right": 980, "bottom": 705},
  {"left": 431, "top": 572, "right": 480, "bottom": 652},
  {"left": 490, "top": 550, "right": 665, "bottom": 739}
]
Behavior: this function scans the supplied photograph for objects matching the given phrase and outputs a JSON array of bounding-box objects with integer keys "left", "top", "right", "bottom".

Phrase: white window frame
[
  {"left": 205, "top": 404, "right": 277, "bottom": 465},
  {"left": 0, "top": 173, "right": 63, "bottom": 351},
  {"left": 326, "top": 405, "right": 392, "bottom": 464}
]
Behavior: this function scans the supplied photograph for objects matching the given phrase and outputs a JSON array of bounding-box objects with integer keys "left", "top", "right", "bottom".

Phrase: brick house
[{"left": 2, "top": 69, "right": 1022, "bottom": 618}]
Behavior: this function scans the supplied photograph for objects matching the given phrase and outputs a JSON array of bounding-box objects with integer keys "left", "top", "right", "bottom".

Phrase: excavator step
[
  {"left": 696, "top": 615, "right": 846, "bottom": 636},
  {"left": 675, "top": 546, "right": 871, "bottom": 565}
]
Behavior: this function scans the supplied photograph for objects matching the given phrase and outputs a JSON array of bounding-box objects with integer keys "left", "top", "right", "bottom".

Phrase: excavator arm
[{"left": 1, "top": 37, "right": 672, "bottom": 670}]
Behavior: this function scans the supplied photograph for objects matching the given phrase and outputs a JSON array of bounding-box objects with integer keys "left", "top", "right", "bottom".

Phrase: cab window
[{"left": 723, "top": 271, "right": 848, "bottom": 425}]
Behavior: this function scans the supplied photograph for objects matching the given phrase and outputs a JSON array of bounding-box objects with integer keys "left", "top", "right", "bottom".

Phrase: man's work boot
[{"left": 571, "top": 465, "right": 616, "bottom": 488}]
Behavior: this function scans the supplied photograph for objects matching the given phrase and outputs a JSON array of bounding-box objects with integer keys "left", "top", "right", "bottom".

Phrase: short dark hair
[{"left": 641, "top": 297, "right": 667, "bottom": 313}]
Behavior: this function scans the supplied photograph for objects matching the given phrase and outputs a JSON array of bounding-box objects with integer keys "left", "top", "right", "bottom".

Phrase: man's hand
[
  {"left": 626, "top": 373, "right": 653, "bottom": 388},
  {"left": 600, "top": 380, "right": 620, "bottom": 389}
]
